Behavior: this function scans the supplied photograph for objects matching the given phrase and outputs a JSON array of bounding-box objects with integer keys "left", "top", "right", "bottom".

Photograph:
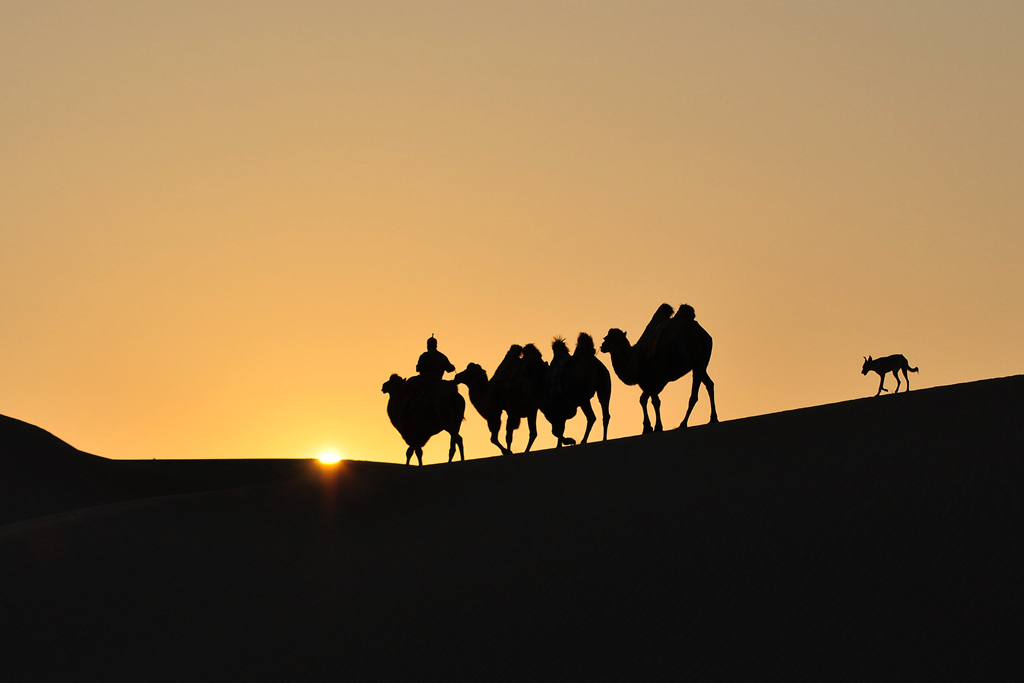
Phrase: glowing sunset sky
[{"left": 2, "top": 1, "right": 1022, "bottom": 463}]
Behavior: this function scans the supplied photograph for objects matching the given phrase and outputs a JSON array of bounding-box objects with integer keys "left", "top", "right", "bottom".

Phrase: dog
[{"left": 862, "top": 355, "right": 919, "bottom": 396}]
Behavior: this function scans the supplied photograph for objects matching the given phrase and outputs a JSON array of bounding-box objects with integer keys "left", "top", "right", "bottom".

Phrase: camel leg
[
  {"left": 448, "top": 431, "right": 464, "bottom": 462},
  {"left": 903, "top": 368, "right": 910, "bottom": 391},
  {"left": 415, "top": 447, "right": 424, "bottom": 467},
  {"left": 651, "top": 394, "right": 663, "bottom": 432},
  {"left": 893, "top": 370, "right": 901, "bottom": 394},
  {"left": 640, "top": 392, "right": 654, "bottom": 434},
  {"left": 504, "top": 429, "right": 514, "bottom": 453},
  {"left": 702, "top": 370, "right": 718, "bottom": 423},
  {"left": 680, "top": 374, "right": 701, "bottom": 428},
  {"left": 579, "top": 400, "right": 596, "bottom": 445},
  {"left": 552, "top": 419, "right": 575, "bottom": 447},
  {"left": 405, "top": 446, "right": 415, "bottom": 466},
  {"left": 489, "top": 415, "right": 510, "bottom": 456},
  {"left": 505, "top": 414, "right": 522, "bottom": 454},
  {"left": 525, "top": 411, "right": 538, "bottom": 453},
  {"left": 600, "top": 396, "right": 610, "bottom": 442}
]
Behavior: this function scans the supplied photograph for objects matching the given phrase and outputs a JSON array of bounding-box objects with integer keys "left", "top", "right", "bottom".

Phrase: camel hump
[
  {"left": 521, "top": 343, "right": 543, "bottom": 362},
  {"left": 641, "top": 304, "right": 674, "bottom": 340},
  {"left": 674, "top": 303, "right": 695, "bottom": 321},
  {"left": 552, "top": 337, "right": 570, "bottom": 357},
  {"left": 653, "top": 303, "right": 675, "bottom": 320},
  {"left": 574, "top": 332, "right": 595, "bottom": 357},
  {"left": 636, "top": 304, "right": 675, "bottom": 364},
  {"left": 493, "top": 344, "right": 524, "bottom": 388}
]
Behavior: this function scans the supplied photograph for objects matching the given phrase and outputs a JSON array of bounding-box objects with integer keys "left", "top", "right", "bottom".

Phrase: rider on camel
[{"left": 416, "top": 335, "right": 455, "bottom": 382}]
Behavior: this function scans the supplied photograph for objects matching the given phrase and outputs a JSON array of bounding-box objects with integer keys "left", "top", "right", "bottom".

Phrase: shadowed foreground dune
[
  {"left": 0, "top": 414, "right": 317, "bottom": 525},
  {"left": 2, "top": 377, "right": 1023, "bottom": 680}
]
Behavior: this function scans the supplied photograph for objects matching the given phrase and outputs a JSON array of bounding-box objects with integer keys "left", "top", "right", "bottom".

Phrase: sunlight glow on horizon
[
  {"left": 317, "top": 452, "right": 344, "bottom": 465},
  {"left": 2, "top": 1, "right": 1022, "bottom": 464}
]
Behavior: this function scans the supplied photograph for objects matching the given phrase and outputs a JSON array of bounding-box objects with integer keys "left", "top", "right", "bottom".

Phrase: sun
[{"left": 317, "top": 452, "right": 343, "bottom": 465}]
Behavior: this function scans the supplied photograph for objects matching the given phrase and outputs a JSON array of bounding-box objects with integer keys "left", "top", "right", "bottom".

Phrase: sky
[{"left": 2, "top": 0, "right": 1022, "bottom": 464}]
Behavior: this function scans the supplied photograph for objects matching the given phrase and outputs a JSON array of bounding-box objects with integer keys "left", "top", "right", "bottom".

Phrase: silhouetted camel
[
  {"left": 521, "top": 333, "right": 612, "bottom": 447},
  {"left": 455, "top": 346, "right": 539, "bottom": 456},
  {"left": 601, "top": 303, "right": 718, "bottom": 433},
  {"left": 382, "top": 374, "right": 465, "bottom": 465},
  {"left": 862, "top": 355, "right": 919, "bottom": 396}
]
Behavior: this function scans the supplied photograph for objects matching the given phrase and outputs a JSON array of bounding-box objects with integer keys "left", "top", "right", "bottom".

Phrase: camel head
[
  {"left": 454, "top": 363, "right": 486, "bottom": 386},
  {"left": 382, "top": 374, "right": 406, "bottom": 394},
  {"left": 601, "top": 329, "right": 629, "bottom": 354},
  {"left": 861, "top": 356, "right": 872, "bottom": 375}
]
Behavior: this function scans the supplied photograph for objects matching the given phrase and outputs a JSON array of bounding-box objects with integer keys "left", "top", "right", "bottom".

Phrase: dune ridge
[{"left": 1, "top": 376, "right": 1022, "bottom": 680}]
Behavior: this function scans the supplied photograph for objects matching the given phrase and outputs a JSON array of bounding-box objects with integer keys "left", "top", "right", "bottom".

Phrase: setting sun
[{"left": 317, "top": 452, "right": 343, "bottom": 465}]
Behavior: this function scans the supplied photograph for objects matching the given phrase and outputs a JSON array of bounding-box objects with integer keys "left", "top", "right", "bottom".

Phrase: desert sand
[{"left": 2, "top": 377, "right": 1022, "bottom": 681}]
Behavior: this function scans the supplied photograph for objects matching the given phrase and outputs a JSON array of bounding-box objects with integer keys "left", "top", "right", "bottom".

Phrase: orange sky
[{"left": 2, "top": 1, "right": 1022, "bottom": 463}]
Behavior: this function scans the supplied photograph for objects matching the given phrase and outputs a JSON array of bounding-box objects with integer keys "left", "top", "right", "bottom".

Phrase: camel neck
[
  {"left": 463, "top": 376, "right": 495, "bottom": 414},
  {"left": 607, "top": 343, "right": 640, "bottom": 386}
]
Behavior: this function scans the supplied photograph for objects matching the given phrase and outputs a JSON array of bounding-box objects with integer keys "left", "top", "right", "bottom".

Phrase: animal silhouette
[
  {"left": 382, "top": 374, "right": 465, "bottom": 465},
  {"left": 520, "top": 333, "right": 612, "bottom": 447},
  {"left": 455, "top": 346, "right": 539, "bottom": 456},
  {"left": 862, "top": 355, "right": 919, "bottom": 396},
  {"left": 601, "top": 303, "right": 718, "bottom": 433}
]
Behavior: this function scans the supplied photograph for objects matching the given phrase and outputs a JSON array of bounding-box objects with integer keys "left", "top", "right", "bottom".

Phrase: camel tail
[
  {"left": 574, "top": 332, "right": 596, "bottom": 357},
  {"left": 909, "top": 366, "right": 919, "bottom": 373}
]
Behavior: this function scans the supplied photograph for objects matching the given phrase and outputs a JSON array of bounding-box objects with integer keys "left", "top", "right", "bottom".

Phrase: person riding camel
[
  {"left": 416, "top": 335, "right": 455, "bottom": 382},
  {"left": 403, "top": 335, "right": 457, "bottom": 418}
]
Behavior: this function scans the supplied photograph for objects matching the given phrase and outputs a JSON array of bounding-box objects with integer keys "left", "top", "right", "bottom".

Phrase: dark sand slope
[
  {"left": 0, "top": 415, "right": 317, "bottom": 525},
  {"left": 2, "top": 377, "right": 1023, "bottom": 681}
]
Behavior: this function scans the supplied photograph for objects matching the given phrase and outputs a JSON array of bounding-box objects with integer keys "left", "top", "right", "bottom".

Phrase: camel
[
  {"left": 454, "top": 345, "right": 539, "bottom": 456},
  {"left": 601, "top": 303, "right": 718, "bottom": 433},
  {"left": 862, "top": 354, "right": 919, "bottom": 396},
  {"left": 382, "top": 374, "right": 465, "bottom": 465},
  {"left": 521, "top": 333, "right": 612, "bottom": 447}
]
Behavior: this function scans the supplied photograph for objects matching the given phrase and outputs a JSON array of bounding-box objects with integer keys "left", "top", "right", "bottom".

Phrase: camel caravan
[
  {"left": 385, "top": 304, "right": 919, "bottom": 464},
  {"left": 383, "top": 304, "right": 719, "bottom": 465}
]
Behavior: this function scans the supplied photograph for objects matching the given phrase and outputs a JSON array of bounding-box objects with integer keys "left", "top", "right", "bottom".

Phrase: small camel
[
  {"left": 455, "top": 347, "right": 539, "bottom": 456},
  {"left": 862, "top": 355, "right": 919, "bottom": 396},
  {"left": 382, "top": 374, "right": 465, "bottom": 465}
]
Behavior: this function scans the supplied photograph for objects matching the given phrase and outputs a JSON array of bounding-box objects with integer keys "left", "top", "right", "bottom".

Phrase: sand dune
[
  {"left": 2, "top": 377, "right": 1023, "bottom": 680},
  {"left": 0, "top": 415, "right": 316, "bottom": 525}
]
